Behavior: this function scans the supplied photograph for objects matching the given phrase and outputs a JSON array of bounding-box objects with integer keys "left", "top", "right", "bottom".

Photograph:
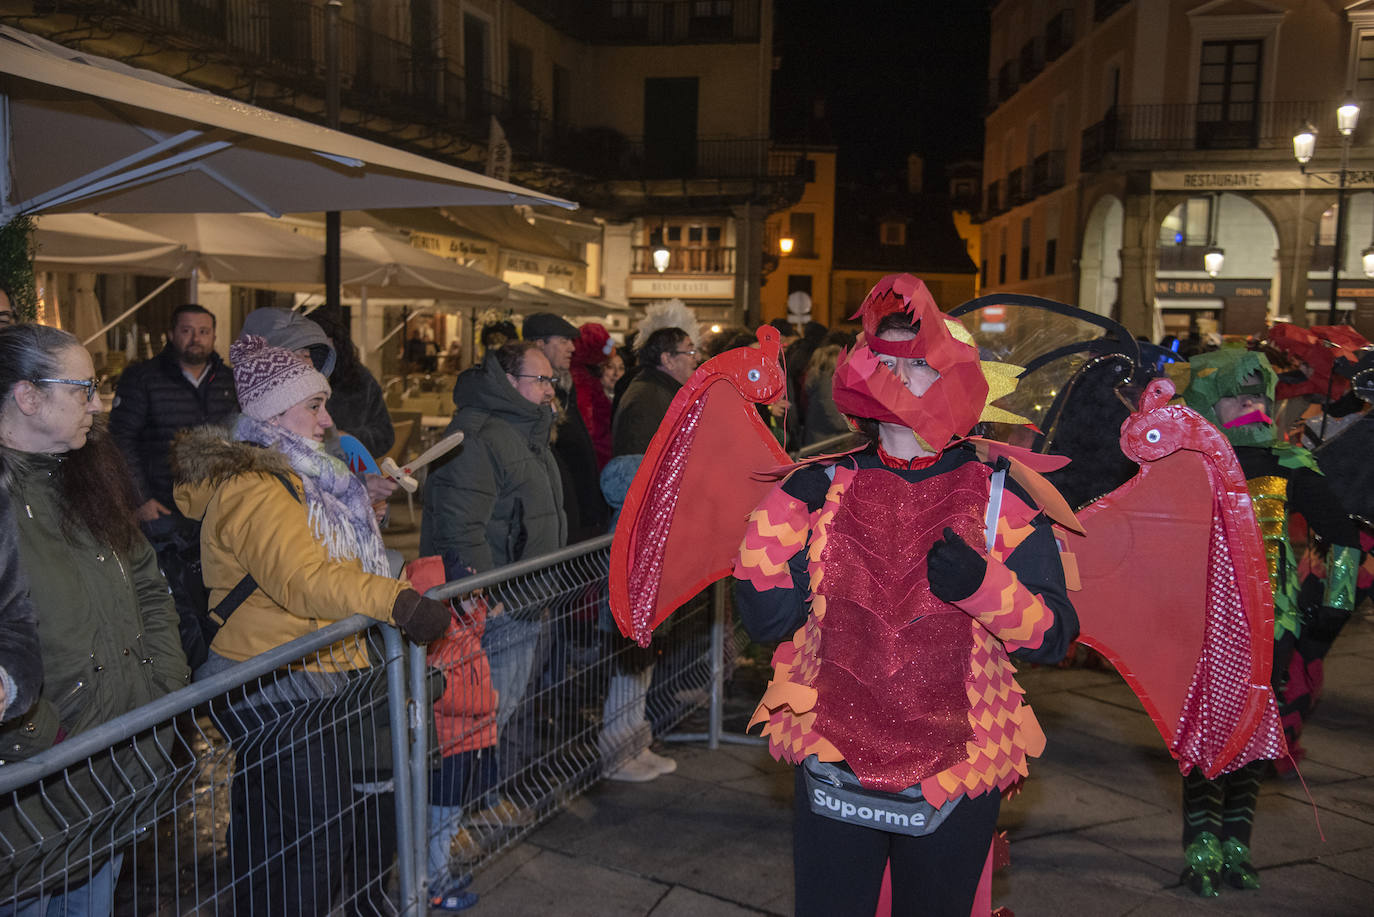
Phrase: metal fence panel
[
  {"left": 0, "top": 538, "right": 737, "bottom": 913},
  {"left": 410, "top": 537, "right": 742, "bottom": 899},
  {"left": 0, "top": 618, "right": 414, "bottom": 916}
]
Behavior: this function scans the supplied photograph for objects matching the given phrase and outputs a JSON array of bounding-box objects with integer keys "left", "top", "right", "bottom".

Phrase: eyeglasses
[
  {"left": 512, "top": 373, "right": 557, "bottom": 387},
  {"left": 33, "top": 377, "right": 100, "bottom": 401},
  {"left": 672, "top": 349, "right": 698, "bottom": 357}
]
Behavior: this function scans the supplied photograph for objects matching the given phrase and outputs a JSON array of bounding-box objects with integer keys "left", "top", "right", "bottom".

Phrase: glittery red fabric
[
  {"left": 812, "top": 462, "right": 990, "bottom": 792},
  {"left": 625, "top": 396, "right": 703, "bottom": 645}
]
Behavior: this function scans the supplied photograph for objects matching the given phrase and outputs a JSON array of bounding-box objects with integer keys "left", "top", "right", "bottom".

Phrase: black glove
[
  {"left": 925, "top": 527, "right": 987, "bottom": 603},
  {"left": 391, "top": 588, "right": 451, "bottom": 644}
]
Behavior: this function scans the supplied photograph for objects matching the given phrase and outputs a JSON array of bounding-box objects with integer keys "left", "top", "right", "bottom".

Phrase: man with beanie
[
  {"left": 524, "top": 312, "right": 609, "bottom": 542},
  {"left": 110, "top": 303, "right": 238, "bottom": 665}
]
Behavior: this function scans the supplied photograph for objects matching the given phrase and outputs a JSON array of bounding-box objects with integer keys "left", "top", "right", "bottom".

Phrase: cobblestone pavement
[{"left": 460, "top": 609, "right": 1374, "bottom": 916}]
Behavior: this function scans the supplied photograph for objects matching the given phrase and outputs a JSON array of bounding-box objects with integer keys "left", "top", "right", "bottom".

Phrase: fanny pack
[{"left": 801, "top": 755, "right": 958, "bottom": 837}]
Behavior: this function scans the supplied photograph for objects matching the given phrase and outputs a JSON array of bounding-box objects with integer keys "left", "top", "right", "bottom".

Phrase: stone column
[
  {"left": 1250, "top": 191, "right": 1322, "bottom": 328},
  {"left": 601, "top": 222, "right": 634, "bottom": 308},
  {"left": 1116, "top": 190, "right": 1158, "bottom": 337},
  {"left": 732, "top": 202, "right": 764, "bottom": 327}
]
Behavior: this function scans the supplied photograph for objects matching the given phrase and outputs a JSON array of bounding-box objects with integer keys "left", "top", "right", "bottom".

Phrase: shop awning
[{"left": 0, "top": 26, "right": 576, "bottom": 221}]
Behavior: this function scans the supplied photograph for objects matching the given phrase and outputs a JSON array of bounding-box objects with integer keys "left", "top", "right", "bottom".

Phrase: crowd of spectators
[{"left": 0, "top": 300, "right": 858, "bottom": 914}]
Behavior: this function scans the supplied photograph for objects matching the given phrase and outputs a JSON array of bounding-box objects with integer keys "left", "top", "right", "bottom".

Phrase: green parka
[
  {"left": 420, "top": 352, "right": 567, "bottom": 571},
  {"left": 0, "top": 445, "right": 189, "bottom": 895}
]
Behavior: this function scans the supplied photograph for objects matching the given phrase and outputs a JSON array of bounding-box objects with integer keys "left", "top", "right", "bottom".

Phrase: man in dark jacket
[
  {"left": 523, "top": 312, "right": 609, "bottom": 543},
  {"left": 421, "top": 341, "right": 567, "bottom": 817},
  {"left": 109, "top": 303, "right": 238, "bottom": 664},
  {"left": 612, "top": 326, "right": 699, "bottom": 456},
  {"left": 111, "top": 304, "right": 239, "bottom": 518}
]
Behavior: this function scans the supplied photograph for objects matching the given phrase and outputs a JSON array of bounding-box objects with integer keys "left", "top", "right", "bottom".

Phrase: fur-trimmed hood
[{"left": 171, "top": 425, "right": 293, "bottom": 522}]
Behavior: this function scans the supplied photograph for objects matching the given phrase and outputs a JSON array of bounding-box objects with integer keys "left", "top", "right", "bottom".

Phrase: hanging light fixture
[
  {"left": 1203, "top": 192, "right": 1224, "bottom": 277},
  {"left": 1293, "top": 121, "right": 1317, "bottom": 166},
  {"left": 1203, "top": 246, "right": 1225, "bottom": 277},
  {"left": 650, "top": 224, "right": 670, "bottom": 273},
  {"left": 1337, "top": 100, "right": 1361, "bottom": 137}
]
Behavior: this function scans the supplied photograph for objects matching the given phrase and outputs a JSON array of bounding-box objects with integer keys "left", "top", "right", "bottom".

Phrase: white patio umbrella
[
  {"left": 33, "top": 213, "right": 189, "bottom": 274},
  {"left": 110, "top": 213, "right": 328, "bottom": 285},
  {"left": 339, "top": 227, "right": 507, "bottom": 301},
  {"left": 0, "top": 26, "right": 575, "bottom": 221}
]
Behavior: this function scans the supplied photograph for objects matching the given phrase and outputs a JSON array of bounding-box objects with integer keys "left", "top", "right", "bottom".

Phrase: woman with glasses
[{"left": 0, "top": 323, "right": 190, "bottom": 916}]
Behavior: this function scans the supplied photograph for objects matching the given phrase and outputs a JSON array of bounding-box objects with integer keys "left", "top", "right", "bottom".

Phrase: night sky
[{"left": 772, "top": 1, "right": 991, "bottom": 187}]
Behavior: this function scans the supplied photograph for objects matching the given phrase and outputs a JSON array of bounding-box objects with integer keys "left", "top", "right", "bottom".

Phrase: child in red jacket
[{"left": 406, "top": 554, "right": 499, "bottom": 912}]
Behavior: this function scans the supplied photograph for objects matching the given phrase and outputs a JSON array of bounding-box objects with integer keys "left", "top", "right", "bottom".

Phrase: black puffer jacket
[{"left": 109, "top": 346, "right": 238, "bottom": 509}]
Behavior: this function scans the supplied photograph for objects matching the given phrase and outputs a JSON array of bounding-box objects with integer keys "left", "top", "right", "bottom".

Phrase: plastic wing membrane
[
  {"left": 1057, "top": 379, "right": 1284, "bottom": 777},
  {"left": 609, "top": 327, "right": 791, "bottom": 646}
]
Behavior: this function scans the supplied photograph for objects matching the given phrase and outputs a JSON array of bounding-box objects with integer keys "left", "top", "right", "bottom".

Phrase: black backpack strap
[{"left": 208, "top": 472, "right": 301, "bottom": 626}]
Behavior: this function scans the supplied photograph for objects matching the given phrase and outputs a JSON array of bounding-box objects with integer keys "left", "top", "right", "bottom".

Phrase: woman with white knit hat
[{"left": 173, "top": 334, "right": 448, "bottom": 916}]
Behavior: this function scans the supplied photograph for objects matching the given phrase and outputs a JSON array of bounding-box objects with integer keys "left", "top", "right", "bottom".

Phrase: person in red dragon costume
[
  {"left": 732, "top": 275, "right": 1080, "bottom": 916},
  {"left": 609, "top": 278, "right": 1289, "bottom": 916}
]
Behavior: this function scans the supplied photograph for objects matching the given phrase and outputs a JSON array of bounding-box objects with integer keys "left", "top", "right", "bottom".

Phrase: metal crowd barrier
[
  {"left": 0, "top": 537, "right": 743, "bottom": 914},
  {"left": 412, "top": 534, "right": 747, "bottom": 901}
]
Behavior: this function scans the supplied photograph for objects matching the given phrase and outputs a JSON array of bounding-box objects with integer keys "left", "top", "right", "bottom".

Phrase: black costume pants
[{"left": 791, "top": 768, "right": 1000, "bottom": 917}]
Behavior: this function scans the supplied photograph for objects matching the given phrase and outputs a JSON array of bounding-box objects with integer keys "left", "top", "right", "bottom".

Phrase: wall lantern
[
  {"left": 650, "top": 229, "right": 670, "bottom": 273},
  {"left": 1203, "top": 246, "right": 1225, "bottom": 278},
  {"left": 779, "top": 236, "right": 795, "bottom": 255},
  {"left": 1292, "top": 122, "right": 1317, "bottom": 165}
]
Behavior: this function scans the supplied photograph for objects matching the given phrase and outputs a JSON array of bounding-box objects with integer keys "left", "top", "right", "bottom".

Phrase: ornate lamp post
[{"left": 1295, "top": 102, "right": 1361, "bottom": 324}]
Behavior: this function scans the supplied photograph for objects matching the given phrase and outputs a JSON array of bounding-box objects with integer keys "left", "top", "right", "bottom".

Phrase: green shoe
[
  {"left": 1221, "top": 837, "right": 1260, "bottom": 890},
  {"left": 1180, "top": 831, "right": 1223, "bottom": 898}
]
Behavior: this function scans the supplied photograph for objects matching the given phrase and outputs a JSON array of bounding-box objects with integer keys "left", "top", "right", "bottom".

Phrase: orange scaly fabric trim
[
  {"left": 923, "top": 622, "right": 1042, "bottom": 807},
  {"left": 734, "top": 486, "right": 810, "bottom": 590},
  {"left": 749, "top": 466, "right": 853, "bottom": 766}
]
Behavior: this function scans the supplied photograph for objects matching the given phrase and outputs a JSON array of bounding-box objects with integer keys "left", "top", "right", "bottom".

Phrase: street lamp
[
  {"left": 779, "top": 235, "right": 795, "bottom": 255},
  {"left": 650, "top": 228, "right": 670, "bottom": 273},
  {"left": 1204, "top": 246, "right": 1225, "bottom": 277},
  {"left": 1203, "top": 192, "right": 1224, "bottom": 277},
  {"left": 1296, "top": 101, "right": 1361, "bottom": 323}
]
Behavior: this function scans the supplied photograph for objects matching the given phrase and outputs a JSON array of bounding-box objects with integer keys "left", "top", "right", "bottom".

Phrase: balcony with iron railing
[
  {"left": 984, "top": 179, "right": 1003, "bottom": 218},
  {"left": 1031, "top": 150, "right": 1066, "bottom": 195},
  {"left": 1079, "top": 101, "right": 1340, "bottom": 170},
  {"left": 1006, "top": 167, "right": 1027, "bottom": 206},
  {"left": 513, "top": 0, "right": 762, "bottom": 45},
  {"left": 1044, "top": 8, "right": 1074, "bottom": 62},
  {"left": 535, "top": 132, "right": 790, "bottom": 181},
  {"left": 11, "top": 0, "right": 793, "bottom": 189},
  {"left": 1019, "top": 37, "right": 1044, "bottom": 83},
  {"left": 630, "top": 246, "right": 736, "bottom": 274}
]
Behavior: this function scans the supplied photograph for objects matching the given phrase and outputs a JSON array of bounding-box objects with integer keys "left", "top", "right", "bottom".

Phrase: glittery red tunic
[{"left": 735, "top": 449, "right": 1072, "bottom": 806}]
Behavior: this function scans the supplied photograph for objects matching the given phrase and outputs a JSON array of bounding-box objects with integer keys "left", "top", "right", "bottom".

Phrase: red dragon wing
[
  {"left": 1057, "top": 379, "right": 1285, "bottom": 777},
  {"left": 609, "top": 328, "right": 791, "bottom": 646}
]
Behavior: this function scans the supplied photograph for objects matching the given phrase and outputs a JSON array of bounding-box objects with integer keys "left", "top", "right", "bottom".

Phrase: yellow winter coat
[{"left": 173, "top": 427, "right": 407, "bottom": 670}]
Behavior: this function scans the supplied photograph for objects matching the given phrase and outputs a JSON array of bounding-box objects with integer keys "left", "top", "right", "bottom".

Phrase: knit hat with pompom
[{"left": 230, "top": 334, "right": 331, "bottom": 421}]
